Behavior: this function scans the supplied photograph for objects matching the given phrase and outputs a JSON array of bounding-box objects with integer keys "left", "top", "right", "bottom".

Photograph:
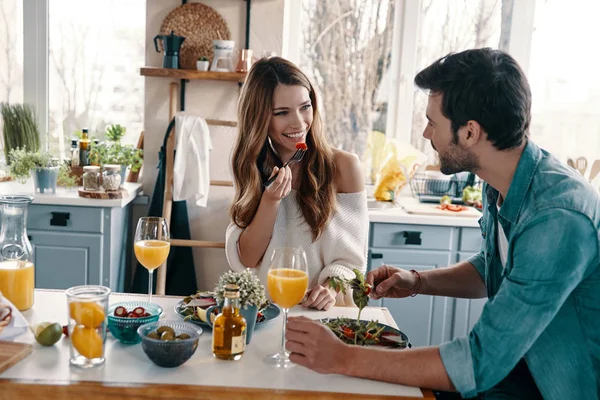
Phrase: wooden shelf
[{"left": 140, "top": 67, "right": 245, "bottom": 82}]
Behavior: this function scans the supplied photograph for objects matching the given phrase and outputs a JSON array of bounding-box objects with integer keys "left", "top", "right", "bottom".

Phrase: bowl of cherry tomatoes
[{"left": 107, "top": 301, "right": 163, "bottom": 344}]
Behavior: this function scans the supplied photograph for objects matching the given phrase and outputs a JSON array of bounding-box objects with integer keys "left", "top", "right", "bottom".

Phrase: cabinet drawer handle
[
  {"left": 50, "top": 212, "right": 70, "bottom": 227},
  {"left": 371, "top": 253, "right": 383, "bottom": 259},
  {"left": 403, "top": 231, "right": 422, "bottom": 245}
]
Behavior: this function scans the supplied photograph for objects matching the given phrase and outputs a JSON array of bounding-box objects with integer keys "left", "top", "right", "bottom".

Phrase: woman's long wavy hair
[{"left": 230, "top": 57, "right": 336, "bottom": 241}]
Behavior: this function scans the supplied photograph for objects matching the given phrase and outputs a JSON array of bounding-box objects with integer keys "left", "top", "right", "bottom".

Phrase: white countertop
[
  {"left": 368, "top": 195, "right": 480, "bottom": 228},
  {"left": 0, "top": 180, "right": 142, "bottom": 208},
  {"left": 1, "top": 290, "right": 423, "bottom": 398}
]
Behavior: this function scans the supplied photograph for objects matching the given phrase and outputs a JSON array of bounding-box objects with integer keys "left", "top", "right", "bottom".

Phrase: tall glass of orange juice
[
  {"left": 265, "top": 247, "right": 308, "bottom": 368},
  {"left": 134, "top": 217, "right": 170, "bottom": 303},
  {"left": 0, "top": 195, "right": 35, "bottom": 311}
]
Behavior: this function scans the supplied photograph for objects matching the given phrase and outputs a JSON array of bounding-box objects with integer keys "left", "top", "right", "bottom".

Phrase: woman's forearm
[{"left": 237, "top": 193, "right": 280, "bottom": 268}]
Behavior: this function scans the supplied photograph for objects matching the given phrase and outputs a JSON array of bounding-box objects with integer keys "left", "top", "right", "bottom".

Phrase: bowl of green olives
[{"left": 137, "top": 321, "right": 202, "bottom": 368}]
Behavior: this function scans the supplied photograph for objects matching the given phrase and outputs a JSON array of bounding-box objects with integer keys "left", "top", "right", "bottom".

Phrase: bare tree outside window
[
  {"left": 300, "top": 0, "right": 512, "bottom": 170},
  {"left": 48, "top": 0, "right": 145, "bottom": 158},
  {"left": 301, "top": 0, "right": 396, "bottom": 160}
]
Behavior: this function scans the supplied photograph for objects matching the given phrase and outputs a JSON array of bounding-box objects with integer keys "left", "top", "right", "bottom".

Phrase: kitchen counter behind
[
  {"left": 0, "top": 180, "right": 142, "bottom": 208},
  {"left": 368, "top": 195, "right": 480, "bottom": 228}
]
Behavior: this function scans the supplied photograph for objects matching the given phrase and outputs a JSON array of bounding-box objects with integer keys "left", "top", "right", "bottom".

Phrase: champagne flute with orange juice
[
  {"left": 134, "top": 217, "right": 170, "bottom": 303},
  {"left": 265, "top": 247, "right": 308, "bottom": 368}
]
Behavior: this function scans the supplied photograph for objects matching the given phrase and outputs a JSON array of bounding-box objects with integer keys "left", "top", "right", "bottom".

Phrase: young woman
[{"left": 225, "top": 57, "right": 368, "bottom": 311}]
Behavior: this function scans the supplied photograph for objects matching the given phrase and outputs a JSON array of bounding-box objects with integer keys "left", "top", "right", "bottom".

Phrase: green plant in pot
[
  {"left": 8, "top": 148, "right": 60, "bottom": 193},
  {"left": 57, "top": 160, "right": 77, "bottom": 190},
  {"left": 1, "top": 103, "right": 41, "bottom": 162},
  {"left": 89, "top": 124, "right": 143, "bottom": 181}
]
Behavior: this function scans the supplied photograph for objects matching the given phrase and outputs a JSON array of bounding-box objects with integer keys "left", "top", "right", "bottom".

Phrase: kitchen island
[{"left": 0, "top": 290, "right": 434, "bottom": 399}]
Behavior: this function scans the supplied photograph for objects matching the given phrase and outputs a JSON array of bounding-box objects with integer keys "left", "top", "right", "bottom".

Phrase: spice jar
[
  {"left": 82, "top": 166, "right": 100, "bottom": 191},
  {"left": 102, "top": 165, "right": 122, "bottom": 191}
]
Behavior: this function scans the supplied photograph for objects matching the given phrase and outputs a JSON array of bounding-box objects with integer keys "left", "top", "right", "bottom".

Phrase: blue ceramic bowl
[
  {"left": 107, "top": 301, "right": 163, "bottom": 344},
  {"left": 137, "top": 321, "right": 202, "bottom": 368}
]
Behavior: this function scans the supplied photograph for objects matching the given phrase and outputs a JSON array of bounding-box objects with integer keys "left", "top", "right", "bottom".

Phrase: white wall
[{"left": 144, "top": 0, "right": 285, "bottom": 291}]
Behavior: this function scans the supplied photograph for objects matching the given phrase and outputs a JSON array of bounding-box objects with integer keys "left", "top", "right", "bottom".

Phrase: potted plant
[
  {"left": 196, "top": 56, "right": 209, "bottom": 71},
  {"left": 89, "top": 124, "right": 143, "bottom": 182},
  {"left": 214, "top": 269, "right": 266, "bottom": 344},
  {"left": 1, "top": 103, "right": 41, "bottom": 162},
  {"left": 56, "top": 160, "right": 77, "bottom": 190},
  {"left": 8, "top": 147, "right": 60, "bottom": 193}
]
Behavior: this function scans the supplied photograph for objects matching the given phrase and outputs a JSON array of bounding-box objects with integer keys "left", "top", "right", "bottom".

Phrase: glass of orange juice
[
  {"left": 134, "top": 217, "right": 170, "bottom": 303},
  {"left": 265, "top": 247, "right": 308, "bottom": 368}
]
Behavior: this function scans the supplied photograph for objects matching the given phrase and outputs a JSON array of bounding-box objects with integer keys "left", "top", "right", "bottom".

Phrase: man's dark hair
[{"left": 414, "top": 48, "right": 531, "bottom": 150}]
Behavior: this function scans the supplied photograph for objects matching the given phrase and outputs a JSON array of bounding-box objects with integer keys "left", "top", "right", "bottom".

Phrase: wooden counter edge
[{"left": 0, "top": 380, "right": 435, "bottom": 400}]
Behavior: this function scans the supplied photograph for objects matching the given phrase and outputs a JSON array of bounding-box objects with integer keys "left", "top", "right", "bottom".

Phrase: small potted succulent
[
  {"left": 8, "top": 147, "right": 60, "bottom": 193},
  {"left": 214, "top": 269, "right": 266, "bottom": 344},
  {"left": 196, "top": 56, "right": 209, "bottom": 71}
]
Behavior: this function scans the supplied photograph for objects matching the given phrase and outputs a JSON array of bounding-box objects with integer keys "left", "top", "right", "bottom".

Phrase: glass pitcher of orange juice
[{"left": 0, "top": 195, "right": 35, "bottom": 311}]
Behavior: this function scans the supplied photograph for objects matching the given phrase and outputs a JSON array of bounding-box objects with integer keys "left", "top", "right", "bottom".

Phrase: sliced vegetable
[
  {"left": 132, "top": 306, "right": 146, "bottom": 317},
  {"left": 295, "top": 142, "right": 308, "bottom": 151},
  {"left": 113, "top": 306, "right": 128, "bottom": 317}
]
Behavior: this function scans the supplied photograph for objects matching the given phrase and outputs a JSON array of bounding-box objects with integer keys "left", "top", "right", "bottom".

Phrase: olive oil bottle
[{"left": 212, "top": 284, "right": 247, "bottom": 360}]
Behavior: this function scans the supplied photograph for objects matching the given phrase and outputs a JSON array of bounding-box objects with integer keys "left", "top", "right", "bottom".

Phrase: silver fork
[{"left": 263, "top": 148, "right": 307, "bottom": 187}]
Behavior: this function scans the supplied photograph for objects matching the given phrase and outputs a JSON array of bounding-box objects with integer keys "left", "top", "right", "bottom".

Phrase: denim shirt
[{"left": 439, "top": 141, "right": 600, "bottom": 399}]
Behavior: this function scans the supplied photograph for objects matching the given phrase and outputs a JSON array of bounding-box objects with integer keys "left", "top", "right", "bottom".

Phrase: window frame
[{"left": 23, "top": 0, "right": 49, "bottom": 151}]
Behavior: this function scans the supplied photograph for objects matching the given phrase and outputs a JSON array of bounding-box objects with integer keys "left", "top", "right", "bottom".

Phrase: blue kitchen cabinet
[
  {"left": 368, "top": 222, "right": 485, "bottom": 347},
  {"left": 26, "top": 204, "right": 133, "bottom": 292},
  {"left": 369, "top": 248, "right": 454, "bottom": 348},
  {"left": 368, "top": 222, "right": 458, "bottom": 347}
]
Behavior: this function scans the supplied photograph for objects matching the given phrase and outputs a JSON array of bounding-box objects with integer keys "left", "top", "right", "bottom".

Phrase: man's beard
[{"left": 438, "top": 143, "right": 478, "bottom": 175}]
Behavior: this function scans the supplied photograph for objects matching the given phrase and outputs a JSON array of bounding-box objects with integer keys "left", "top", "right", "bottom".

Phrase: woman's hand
[
  {"left": 301, "top": 284, "right": 337, "bottom": 310},
  {"left": 263, "top": 166, "right": 292, "bottom": 203}
]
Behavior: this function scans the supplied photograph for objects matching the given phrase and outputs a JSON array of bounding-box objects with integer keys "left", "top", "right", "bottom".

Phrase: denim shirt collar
[{"left": 486, "top": 141, "right": 542, "bottom": 227}]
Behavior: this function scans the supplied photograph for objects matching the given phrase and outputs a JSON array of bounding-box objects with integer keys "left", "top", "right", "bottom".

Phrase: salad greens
[{"left": 326, "top": 269, "right": 408, "bottom": 347}]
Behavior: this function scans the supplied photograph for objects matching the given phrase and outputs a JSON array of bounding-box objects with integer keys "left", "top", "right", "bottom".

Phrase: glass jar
[
  {"left": 102, "top": 165, "right": 122, "bottom": 191},
  {"left": 82, "top": 166, "right": 100, "bottom": 191},
  {"left": 0, "top": 195, "right": 35, "bottom": 311}
]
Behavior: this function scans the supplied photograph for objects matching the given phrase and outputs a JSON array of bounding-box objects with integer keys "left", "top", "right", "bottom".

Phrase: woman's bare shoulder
[{"left": 332, "top": 148, "right": 365, "bottom": 193}]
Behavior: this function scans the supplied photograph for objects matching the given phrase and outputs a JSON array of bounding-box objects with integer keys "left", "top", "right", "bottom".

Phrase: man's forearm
[
  {"left": 342, "top": 345, "right": 455, "bottom": 392},
  {"left": 420, "top": 261, "right": 487, "bottom": 299}
]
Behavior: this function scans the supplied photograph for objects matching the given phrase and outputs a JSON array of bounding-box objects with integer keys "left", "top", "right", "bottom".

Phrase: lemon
[
  {"left": 196, "top": 307, "right": 208, "bottom": 323},
  {"left": 32, "top": 322, "right": 62, "bottom": 346}
]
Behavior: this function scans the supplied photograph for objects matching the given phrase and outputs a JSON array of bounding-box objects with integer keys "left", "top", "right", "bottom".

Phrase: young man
[{"left": 285, "top": 48, "right": 600, "bottom": 400}]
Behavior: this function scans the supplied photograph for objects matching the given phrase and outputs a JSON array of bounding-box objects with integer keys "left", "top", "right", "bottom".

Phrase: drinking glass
[
  {"left": 134, "top": 217, "right": 170, "bottom": 303},
  {"left": 66, "top": 285, "right": 110, "bottom": 368},
  {"left": 265, "top": 247, "right": 309, "bottom": 368}
]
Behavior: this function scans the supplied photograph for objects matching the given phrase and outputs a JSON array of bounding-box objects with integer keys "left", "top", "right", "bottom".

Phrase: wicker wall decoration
[{"left": 159, "top": 2, "right": 231, "bottom": 70}]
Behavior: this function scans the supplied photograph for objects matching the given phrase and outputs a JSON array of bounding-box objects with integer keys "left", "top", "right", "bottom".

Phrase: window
[
  {"left": 294, "top": 0, "right": 513, "bottom": 180},
  {"left": 0, "top": 0, "right": 23, "bottom": 104},
  {"left": 527, "top": 0, "right": 600, "bottom": 164},
  {"left": 47, "top": 0, "right": 146, "bottom": 157},
  {"left": 0, "top": 0, "right": 24, "bottom": 163},
  {"left": 299, "top": 0, "right": 396, "bottom": 183}
]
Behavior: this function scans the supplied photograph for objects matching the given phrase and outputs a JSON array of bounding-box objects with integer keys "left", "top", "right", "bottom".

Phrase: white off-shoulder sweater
[{"left": 225, "top": 190, "right": 369, "bottom": 301}]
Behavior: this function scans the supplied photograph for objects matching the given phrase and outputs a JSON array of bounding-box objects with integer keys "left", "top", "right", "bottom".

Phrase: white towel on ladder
[{"left": 173, "top": 112, "right": 212, "bottom": 207}]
